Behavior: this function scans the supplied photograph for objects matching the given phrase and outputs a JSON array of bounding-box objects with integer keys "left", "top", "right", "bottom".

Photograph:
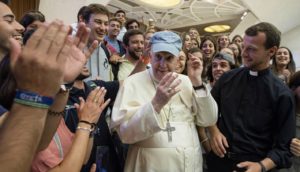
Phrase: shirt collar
[{"left": 248, "top": 67, "right": 270, "bottom": 77}]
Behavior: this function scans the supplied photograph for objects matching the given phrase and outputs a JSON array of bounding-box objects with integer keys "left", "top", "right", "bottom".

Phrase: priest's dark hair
[{"left": 245, "top": 22, "right": 281, "bottom": 49}]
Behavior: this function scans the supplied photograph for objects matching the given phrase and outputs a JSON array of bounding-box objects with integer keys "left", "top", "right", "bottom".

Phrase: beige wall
[
  {"left": 39, "top": 0, "right": 111, "bottom": 24},
  {"left": 281, "top": 25, "right": 300, "bottom": 69},
  {"left": 229, "top": 12, "right": 259, "bottom": 39}
]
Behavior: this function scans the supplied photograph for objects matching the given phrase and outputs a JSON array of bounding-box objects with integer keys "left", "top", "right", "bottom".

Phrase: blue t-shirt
[{"left": 0, "top": 105, "right": 7, "bottom": 116}]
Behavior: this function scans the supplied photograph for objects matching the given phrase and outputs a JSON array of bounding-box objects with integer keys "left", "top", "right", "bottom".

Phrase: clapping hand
[
  {"left": 10, "top": 20, "right": 70, "bottom": 97},
  {"left": 63, "top": 22, "right": 98, "bottom": 83},
  {"left": 75, "top": 87, "right": 111, "bottom": 124},
  {"left": 10, "top": 21, "right": 98, "bottom": 97}
]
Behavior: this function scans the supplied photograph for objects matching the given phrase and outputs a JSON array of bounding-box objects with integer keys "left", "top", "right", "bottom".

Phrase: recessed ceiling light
[
  {"left": 204, "top": 25, "right": 231, "bottom": 33},
  {"left": 138, "top": 0, "right": 183, "bottom": 9}
]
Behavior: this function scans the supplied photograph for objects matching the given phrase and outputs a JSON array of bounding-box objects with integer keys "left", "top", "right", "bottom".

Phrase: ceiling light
[
  {"left": 241, "top": 11, "right": 248, "bottom": 20},
  {"left": 204, "top": 25, "right": 231, "bottom": 33},
  {"left": 203, "top": 0, "right": 227, "bottom": 3},
  {"left": 138, "top": 0, "right": 183, "bottom": 9}
]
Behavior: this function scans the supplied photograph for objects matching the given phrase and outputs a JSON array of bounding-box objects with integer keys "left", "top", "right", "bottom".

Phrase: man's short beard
[{"left": 128, "top": 49, "right": 141, "bottom": 61}]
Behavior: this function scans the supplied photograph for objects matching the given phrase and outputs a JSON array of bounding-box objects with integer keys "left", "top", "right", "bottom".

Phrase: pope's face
[{"left": 150, "top": 51, "right": 178, "bottom": 81}]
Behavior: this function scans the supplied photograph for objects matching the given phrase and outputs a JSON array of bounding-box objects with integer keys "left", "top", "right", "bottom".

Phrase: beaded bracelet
[
  {"left": 48, "top": 109, "right": 65, "bottom": 116},
  {"left": 193, "top": 84, "right": 205, "bottom": 90}
]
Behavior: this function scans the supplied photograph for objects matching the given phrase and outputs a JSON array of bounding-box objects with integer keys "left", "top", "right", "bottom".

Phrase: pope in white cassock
[{"left": 110, "top": 31, "right": 218, "bottom": 172}]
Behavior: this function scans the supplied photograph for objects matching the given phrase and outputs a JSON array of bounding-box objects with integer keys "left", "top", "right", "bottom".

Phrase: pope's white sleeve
[
  {"left": 114, "top": 102, "right": 165, "bottom": 144},
  {"left": 193, "top": 85, "right": 218, "bottom": 127}
]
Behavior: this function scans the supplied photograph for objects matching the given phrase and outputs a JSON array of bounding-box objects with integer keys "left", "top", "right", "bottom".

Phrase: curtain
[{"left": 8, "top": 0, "right": 40, "bottom": 21}]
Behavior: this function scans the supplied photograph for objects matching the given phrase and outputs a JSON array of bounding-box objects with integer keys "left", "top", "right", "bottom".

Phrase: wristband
[
  {"left": 77, "top": 126, "right": 93, "bottom": 133},
  {"left": 193, "top": 84, "right": 205, "bottom": 90},
  {"left": 77, "top": 125, "right": 99, "bottom": 138},
  {"left": 14, "top": 90, "right": 54, "bottom": 109},
  {"left": 258, "top": 161, "right": 267, "bottom": 172},
  {"left": 79, "top": 120, "right": 96, "bottom": 130}
]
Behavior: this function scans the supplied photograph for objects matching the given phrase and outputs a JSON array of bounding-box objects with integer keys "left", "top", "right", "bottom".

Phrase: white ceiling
[
  {"left": 241, "top": 0, "right": 300, "bottom": 33},
  {"left": 107, "top": 0, "right": 248, "bottom": 30},
  {"left": 39, "top": 0, "right": 300, "bottom": 36},
  {"left": 106, "top": 0, "right": 300, "bottom": 35}
]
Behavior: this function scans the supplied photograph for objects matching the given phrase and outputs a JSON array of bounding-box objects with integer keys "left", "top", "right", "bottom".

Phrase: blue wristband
[{"left": 14, "top": 90, "right": 54, "bottom": 109}]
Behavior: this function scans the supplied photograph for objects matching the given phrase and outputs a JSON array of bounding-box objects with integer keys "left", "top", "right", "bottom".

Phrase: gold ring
[{"left": 167, "top": 87, "right": 172, "bottom": 93}]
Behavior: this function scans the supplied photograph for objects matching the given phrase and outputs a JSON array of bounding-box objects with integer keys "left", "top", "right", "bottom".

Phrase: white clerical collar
[{"left": 249, "top": 70, "right": 258, "bottom": 76}]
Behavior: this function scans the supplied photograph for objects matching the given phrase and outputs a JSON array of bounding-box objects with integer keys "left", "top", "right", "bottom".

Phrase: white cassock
[{"left": 111, "top": 69, "right": 218, "bottom": 172}]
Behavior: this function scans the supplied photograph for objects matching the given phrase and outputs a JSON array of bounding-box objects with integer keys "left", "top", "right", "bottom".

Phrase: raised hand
[
  {"left": 10, "top": 20, "right": 70, "bottom": 97},
  {"left": 63, "top": 22, "right": 98, "bottom": 83},
  {"left": 282, "top": 69, "right": 291, "bottom": 80},
  {"left": 109, "top": 54, "right": 122, "bottom": 64},
  {"left": 75, "top": 87, "right": 111, "bottom": 124},
  {"left": 141, "top": 45, "right": 151, "bottom": 64},
  {"left": 187, "top": 53, "right": 203, "bottom": 86},
  {"left": 151, "top": 72, "right": 181, "bottom": 113}
]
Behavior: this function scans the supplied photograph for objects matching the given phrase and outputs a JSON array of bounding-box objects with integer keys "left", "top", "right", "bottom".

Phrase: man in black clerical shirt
[{"left": 207, "top": 22, "right": 295, "bottom": 172}]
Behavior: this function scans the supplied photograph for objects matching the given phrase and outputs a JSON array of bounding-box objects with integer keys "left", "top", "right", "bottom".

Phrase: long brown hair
[{"left": 0, "top": 55, "right": 17, "bottom": 110}]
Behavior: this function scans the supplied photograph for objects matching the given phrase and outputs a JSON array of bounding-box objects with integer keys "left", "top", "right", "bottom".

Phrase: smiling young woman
[{"left": 271, "top": 46, "right": 296, "bottom": 83}]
